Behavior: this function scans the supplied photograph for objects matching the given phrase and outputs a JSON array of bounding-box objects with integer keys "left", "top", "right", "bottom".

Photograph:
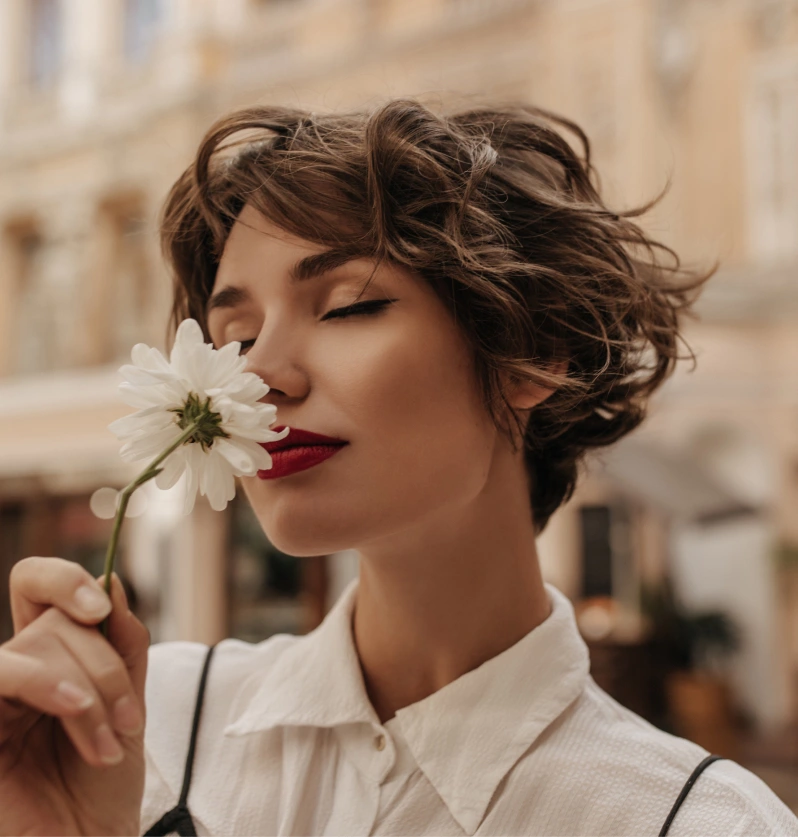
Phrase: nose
[{"left": 242, "top": 314, "right": 309, "bottom": 404}]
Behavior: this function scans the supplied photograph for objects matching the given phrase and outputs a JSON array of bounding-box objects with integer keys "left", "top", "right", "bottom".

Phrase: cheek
[
  {"left": 333, "top": 315, "right": 496, "bottom": 501},
  {"left": 241, "top": 311, "right": 498, "bottom": 556}
]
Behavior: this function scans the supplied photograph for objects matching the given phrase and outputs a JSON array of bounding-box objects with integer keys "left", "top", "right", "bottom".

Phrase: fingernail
[
  {"left": 55, "top": 680, "right": 94, "bottom": 710},
  {"left": 113, "top": 694, "right": 143, "bottom": 736},
  {"left": 74, "top": 585, "right": 112, "bottom": 618},
  {"left": 95, "top": 723, "right": 124, "bottom": 765}
]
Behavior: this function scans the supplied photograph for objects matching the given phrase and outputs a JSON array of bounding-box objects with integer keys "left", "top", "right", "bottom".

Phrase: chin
[
  {"left": 242, "top": 481, "right": 358, "bottom": 557},
  {"left": 256, "top": 520, "right": 356, "bottom": 558}
]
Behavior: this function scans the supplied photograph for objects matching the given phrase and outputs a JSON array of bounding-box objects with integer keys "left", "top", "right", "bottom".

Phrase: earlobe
[
  {"left": 506, "top": 359, "right": 568, "bottom": 411},
  {"left": 511, "top": 384, "right": 554, "bottom": 411}
]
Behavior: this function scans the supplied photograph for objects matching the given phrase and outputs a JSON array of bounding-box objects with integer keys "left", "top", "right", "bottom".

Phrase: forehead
[
  {"left": 209, "top": 204, "right": 435, "bottom": 317},
  {"left": 209, "top": 206, "right": 393, "bottom": 319},
  {"left": 216, "top": 205, "right": 319, "bottom": 277},
  {"left": 214, "top": 207, "right": 362, "bottom": 302}
]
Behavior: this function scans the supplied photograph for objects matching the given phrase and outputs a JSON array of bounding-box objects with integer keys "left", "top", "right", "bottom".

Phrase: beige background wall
[{"left": 1, "top": 0, "right": 797, "bottom": 732}]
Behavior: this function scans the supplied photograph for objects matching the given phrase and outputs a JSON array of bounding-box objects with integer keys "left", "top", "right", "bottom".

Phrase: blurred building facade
[{"left": 1, "top": 0, "right": 797, "bottom": 757}]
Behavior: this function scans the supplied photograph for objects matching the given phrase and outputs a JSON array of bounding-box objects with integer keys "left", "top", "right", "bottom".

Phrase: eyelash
[{"left": 235, "top": 299, "right": 396, "bottom": 353}]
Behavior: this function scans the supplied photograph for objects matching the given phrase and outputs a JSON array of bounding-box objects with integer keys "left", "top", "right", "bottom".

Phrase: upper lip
[{"left": 259, "top": 426, "right": 349, "bottom": 453}]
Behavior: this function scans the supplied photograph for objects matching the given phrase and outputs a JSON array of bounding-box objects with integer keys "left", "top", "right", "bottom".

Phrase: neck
[{"left": 351, "top": 446, "right": 552, "bottom": 725}]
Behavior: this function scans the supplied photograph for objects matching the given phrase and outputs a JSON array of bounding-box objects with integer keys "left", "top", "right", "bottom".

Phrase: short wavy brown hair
[{"left": 160, "top": 97, "right": 714, "bottom": 533}]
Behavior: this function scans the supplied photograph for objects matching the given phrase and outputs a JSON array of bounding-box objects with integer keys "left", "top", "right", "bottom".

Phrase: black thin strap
[
  {"left": 143, "top": 803, "right": 197, "bottom": 837},
  {"left": 143, "top": 643, "right": 218, "bottom": 836},
  {"left": 658, "top": 754, "right": 727, "bottom": 836},
  {"left": 178, "top": 642, "right": 217, "bottom": 806}
]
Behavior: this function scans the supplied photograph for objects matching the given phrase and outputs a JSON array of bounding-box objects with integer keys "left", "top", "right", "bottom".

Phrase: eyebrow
[{"left": 206, "top": 249, "right": 365, "bottom": 316}]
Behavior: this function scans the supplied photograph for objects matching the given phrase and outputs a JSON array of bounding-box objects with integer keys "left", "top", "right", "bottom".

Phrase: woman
[{"left": 2, "top": 98, "right": 796, "bottom": 836}]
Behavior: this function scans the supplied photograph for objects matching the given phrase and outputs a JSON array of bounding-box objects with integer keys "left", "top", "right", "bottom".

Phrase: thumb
[{"left": 94, "top": 572, "right": 151, "bottom": 706}]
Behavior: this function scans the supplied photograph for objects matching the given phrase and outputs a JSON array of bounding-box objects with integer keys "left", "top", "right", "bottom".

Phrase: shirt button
[{"left": 375, "top": 733, "right": 386, "bottom": 751}]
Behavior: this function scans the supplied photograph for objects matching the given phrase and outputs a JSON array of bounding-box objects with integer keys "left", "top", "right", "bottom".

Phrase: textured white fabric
[{"left": 141, "top": 579, "right": 798, "bottom": 836}]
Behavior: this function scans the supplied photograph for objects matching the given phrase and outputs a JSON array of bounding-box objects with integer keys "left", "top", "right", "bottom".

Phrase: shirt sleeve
[
  {"left": 139, "top": 640, "right": 210, "bottom": 836},
  {"left": 670, "top": 758, "right": 798, "bottom": 837}
]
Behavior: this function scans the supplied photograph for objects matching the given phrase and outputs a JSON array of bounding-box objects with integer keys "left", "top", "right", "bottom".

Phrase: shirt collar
[{"left": 224, "top": 577, "right": 590, "bottom": 835}]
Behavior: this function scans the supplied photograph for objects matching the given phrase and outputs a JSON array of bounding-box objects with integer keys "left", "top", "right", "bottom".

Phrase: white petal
[
  {"left": 212, "top": 437, "right": 256, "bottom": 475},
  {"left": 158, "top": 379, "right": 191, "bottom": 406},
  {"left": 225, "top": 423, "right": 290, "bottom": 443},
  {"left": 203, "top": 343, "right": 248, "bottom": 390},
  {"left": 117, "top": 382, "right": 176, "bottom": 410},
  {"left": 217, "top": 402, "right": 275, "bottom": 433},
  {"left": 155, "top": 450, "right": 186, "bottom": 490},
  {"left": 118, "top": 364, "right": 176, "bottom": 386},
  {"left": 108, "top": 406, "right": 173, "bottom": 439},
  {"left": 210, "top": 372, "right": 269, "bottom": 402},
  {"left": 216, "top": 452, "right": 236, "bottom": 508},
  {"left": 225, "top": 436, "right": 274, "bottom": 470},
  {"left": 173, "top": 318, "right": 205, "bottom": 350},
  {"left": 170, "top": 320, "right": 207, "bottom": 387},
  {"left": 220, "top": 398, "right": 257, "bottom": 417},
  {"left": 201, "top": 451, "right": 233, "bottom": 511},
  {"left": 119, "top": 425, "right": 184, "bottom": 461},
  {"left": 209, "top": 393, "right": 235, "bottom": 424},
  {"left": 198, "top": 448, "right": 214, "bottom": 497},
  {"left": 181, "top": 444, "right": 202, "bottom": 515},
  {"left": 214, "top": 396, "right": 275, "bottom": 429},
  {"left": 182, "top": 346, "right": 210, "bottom": 392},
  {"left": 131, "top": 343, "right": 172, "bottom": 374}
]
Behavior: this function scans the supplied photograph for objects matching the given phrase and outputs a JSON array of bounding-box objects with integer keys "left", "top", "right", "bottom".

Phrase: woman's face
[{"left": 207, "top": 204, "right": 500, "bottom": 557}]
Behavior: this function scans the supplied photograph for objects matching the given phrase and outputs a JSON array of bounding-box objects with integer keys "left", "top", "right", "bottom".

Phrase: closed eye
[
  {"left": 234, "top": 299, "right": 397, "bottom": 354},
  {"left": 320, "top": 298, "right": 397, "bottom": 321}
]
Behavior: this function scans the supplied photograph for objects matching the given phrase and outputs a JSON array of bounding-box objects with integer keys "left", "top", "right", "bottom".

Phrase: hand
[{"left": 0, "top": 557, "right": 150, "bottom": 836}]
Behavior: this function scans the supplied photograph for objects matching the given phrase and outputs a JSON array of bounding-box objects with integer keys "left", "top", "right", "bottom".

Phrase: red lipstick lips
[{"left": 257, "top": 426, "right": 348, "bottom": 479}]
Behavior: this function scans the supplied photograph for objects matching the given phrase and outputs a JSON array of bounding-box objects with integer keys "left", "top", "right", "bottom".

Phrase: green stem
[{"left": 99, "top": 420, "right": 202, "bottom": 638}]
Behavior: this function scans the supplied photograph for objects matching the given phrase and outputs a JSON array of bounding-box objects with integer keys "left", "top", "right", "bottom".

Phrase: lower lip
[{"left": 257, "top": 444, "right": 347, "bottom": 479}]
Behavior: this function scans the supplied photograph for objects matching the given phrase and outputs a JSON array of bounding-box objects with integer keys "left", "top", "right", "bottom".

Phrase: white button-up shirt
[{"left": 141, "top": 580, "right": 798, "bottom": 836}]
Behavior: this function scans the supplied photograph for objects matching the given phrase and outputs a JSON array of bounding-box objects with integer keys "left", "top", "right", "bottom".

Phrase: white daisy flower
[{"left": 107, "top": 318, "right": 289, "bottom": 514}]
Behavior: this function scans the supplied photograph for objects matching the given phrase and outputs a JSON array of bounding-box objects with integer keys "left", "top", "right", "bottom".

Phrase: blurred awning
[
  {"left": 0, "top": 367, "right": 136, "bottom": 494},
  {"left": 596, "top": 437, "right": 759, "bottom": 524}
]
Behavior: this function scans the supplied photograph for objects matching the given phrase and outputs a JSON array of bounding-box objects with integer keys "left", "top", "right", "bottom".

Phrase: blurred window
[
  {"left": 747, "top": 58, "right": 798, "bottom": 261},
  {"left": 0, "top": 504, "right": 24, "bottom": 642},
  {"left": 229, "top": 496, "right": 328, "bottom": 641},
  {"left": 124, "top": 0, "right": 163, "bottom": 63},
  {"left": 0, "top": 494, "right": 114, "bottom": 644},
  {"left": 579, "top": 503, "right": 634, "bottom": 601},
  {"left": 7, "top": 226, "right": 60, "bottom": 375},
  {"left": 111, "top": 211, "right": 150, "bottom": 362},
  {"left": 91, "top": 201, "right": 151, "bottom": 364},
  {"left": 28, "top": 0, "right": 62, "bottom": 89},
  {"left": 580, "top": 505, "right": 613, "bottom": 598}
]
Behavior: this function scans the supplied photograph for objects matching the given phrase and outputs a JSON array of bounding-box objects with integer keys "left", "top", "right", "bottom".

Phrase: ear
[{"left": 505, "top": 359, "right": 568, "bottom": 411}]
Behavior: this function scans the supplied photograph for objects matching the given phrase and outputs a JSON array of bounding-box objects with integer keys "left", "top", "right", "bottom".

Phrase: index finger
[
  {"left": 9, "top": 556, "right": 112, "bottom": 635},
  {"left": 97, "top": 571, "right": 151, "bottom": 706}
]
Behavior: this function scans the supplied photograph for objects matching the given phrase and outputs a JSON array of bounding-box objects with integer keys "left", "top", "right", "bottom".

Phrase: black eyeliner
[
  {"left": 235, "top": 299, "right": 397, "bottom": 354},
  {"left": 320, "top": 298, "right": 397, "bottom": 320}
]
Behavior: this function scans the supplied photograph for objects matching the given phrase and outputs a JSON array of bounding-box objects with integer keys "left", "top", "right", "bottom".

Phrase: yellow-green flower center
[{"left": 169, "top": 392, "right": 231, "bottom": 452}]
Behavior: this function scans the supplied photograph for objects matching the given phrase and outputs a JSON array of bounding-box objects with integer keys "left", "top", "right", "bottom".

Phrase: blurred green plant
[{"left": 640, "top": 577, "right": 742, "bottom": 673}]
